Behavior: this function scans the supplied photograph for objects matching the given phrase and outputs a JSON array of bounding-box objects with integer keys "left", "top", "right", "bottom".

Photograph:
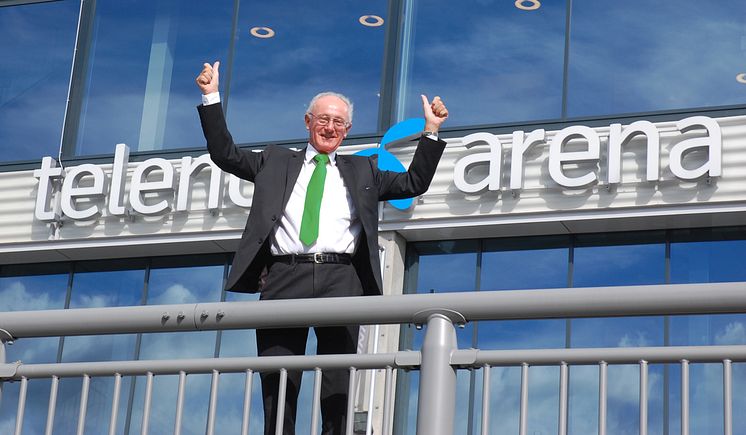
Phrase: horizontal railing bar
[
  {"left": 3, "top": 352, "right": 419, "bottom": 381},
  {"left": 454, "top": 345, "right": 746, "bottom": 366},
  {"left": 1, "top": 282, "right": 746, "bottom": 339}
]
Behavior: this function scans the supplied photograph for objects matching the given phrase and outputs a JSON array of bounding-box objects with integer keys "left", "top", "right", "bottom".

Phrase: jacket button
[
  {"left": 271, "top": 215, "right": 277, "bottom": 221},
  {"left": 257, "top": 238, "right": 263, "bottom": 245}
]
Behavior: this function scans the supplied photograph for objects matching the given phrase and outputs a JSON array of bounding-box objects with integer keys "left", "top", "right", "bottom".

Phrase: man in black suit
[{"left": 196, "top": 61, "right": 448, "bottom": 435}]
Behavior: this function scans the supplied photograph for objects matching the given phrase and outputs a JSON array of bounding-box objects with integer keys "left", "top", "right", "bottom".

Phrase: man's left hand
[{"left": 421, "top": 95, "right": 449, "bottom": 133}]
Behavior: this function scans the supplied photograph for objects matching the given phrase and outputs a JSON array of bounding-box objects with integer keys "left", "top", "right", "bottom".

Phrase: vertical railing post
[
  {"left": 416, "top": 313, "right": 458, "bottom": 435},
  {"left": 0, "top": 339, "right": 5, "bottom": 407}
]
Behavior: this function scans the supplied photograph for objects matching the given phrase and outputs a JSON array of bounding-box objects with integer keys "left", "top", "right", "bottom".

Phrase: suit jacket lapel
[
  {"left": 282, "top": 148, "right": 305, "bottom": 209},
  {"left": 336, "top": 154, "right": 362, "bottom": 212}
]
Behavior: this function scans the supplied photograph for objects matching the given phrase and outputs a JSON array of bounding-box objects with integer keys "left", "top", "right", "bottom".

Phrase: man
[{"left": 196, "top": 61, "right": 448, "bottom": 435}]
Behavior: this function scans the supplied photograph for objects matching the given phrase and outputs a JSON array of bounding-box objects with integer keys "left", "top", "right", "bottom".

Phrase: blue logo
[{"left": 354, "top": 118, "right": 426, "bottom": 210}]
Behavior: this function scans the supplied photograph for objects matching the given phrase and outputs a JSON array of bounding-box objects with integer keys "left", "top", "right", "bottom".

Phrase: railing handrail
[{"left": 2, "top": 282, "right": 746, "bottom": 340}]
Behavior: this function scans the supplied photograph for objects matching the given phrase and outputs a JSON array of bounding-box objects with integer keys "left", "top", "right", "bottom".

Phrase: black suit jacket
[{"left": 197, "top": 103, "right": 446, "bottom": 295}]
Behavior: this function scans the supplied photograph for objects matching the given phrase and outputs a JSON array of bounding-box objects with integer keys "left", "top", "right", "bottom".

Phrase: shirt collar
[{"left": 305, "top": 143, "right": 337, "bottom": 166}]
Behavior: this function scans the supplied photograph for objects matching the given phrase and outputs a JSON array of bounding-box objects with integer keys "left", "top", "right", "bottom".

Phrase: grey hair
[{"left": 306, "top": 91, "right": 354, "bottom": 123}]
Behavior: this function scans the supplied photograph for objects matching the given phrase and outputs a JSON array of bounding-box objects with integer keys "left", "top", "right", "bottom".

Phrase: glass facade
[
  {"left": 3, "top": 0, "right": 746, "bottom": 433},
  {"left": 2, "top": 0, "right": 745, "bottom": 164},
  {"left": 397, "top": 227, "right": 746, "bottom": 435}
]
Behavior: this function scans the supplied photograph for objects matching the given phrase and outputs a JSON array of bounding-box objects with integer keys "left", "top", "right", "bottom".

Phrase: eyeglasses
[{"left": 307, "top": 113, "right": 350, "bottom": 129}]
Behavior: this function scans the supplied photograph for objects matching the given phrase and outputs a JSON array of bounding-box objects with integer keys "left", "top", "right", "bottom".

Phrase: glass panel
[
  {"left": 0, "top": 272, "right": 68, "bottom": 363},
  {"left": 399, "top": 240, "right": 478, "bottom": 435},
  {"left": 56, "top": 266, "right": 145, "bottom": 435},
  {"left": 669, "top": 238, "right": 746, "bottom": 435},
  {"left": 396, "top": 0, "right": 566, "bottom": 127},
  {"left": 478, "top": 244, "right": 569, "bottom": 350},
  {"left": 225, "top": 0, "right": 388, "bottom": 143},
  {"left": 131, "top": 263, "right": 223, "bottom": 434},
  {"left": 572, "top": 242, "right": 665, "bottom": 348},
  {"left": 0, "top": 379, "right": 55, "bottom": 435},
  {"left": 568, "top": 0, "right": 746, "bottom": 117},
  {"left": 0, "top": 1, "right": 77, "bottom": 162},
  {"left": 570, "top": 241, "right": 665, "bottom": 435},
  {"left": 567, "top": 365, "right": 665, "bottom": 435},
  {"left": 73, "top": 0, "right": 234, "bottom": 155},
  {"left": 0, "top": 270, "right": 68, "bottom": 434}
]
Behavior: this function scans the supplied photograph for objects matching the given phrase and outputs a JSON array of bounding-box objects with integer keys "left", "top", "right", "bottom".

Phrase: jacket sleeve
[
  {"left": 375, "top": 135, "right": 446, "bottom": 200},
  {"left": 197, "top": 103, "right": 265, "bottom": 181}
]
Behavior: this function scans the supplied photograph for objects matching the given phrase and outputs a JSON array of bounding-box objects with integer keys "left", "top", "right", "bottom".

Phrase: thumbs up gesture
[
  {"left": 196, "top": 61, "right": 220, "bottom": 95},
  {"left": 421, "top": 95, "right": 449, "bottom": 133}
]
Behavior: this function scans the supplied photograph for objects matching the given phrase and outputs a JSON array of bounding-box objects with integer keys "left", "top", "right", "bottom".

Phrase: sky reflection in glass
[
  {"left": 568, "top": 0, "right": 746, "bottom": 116},
  {"left": 397, "top": 0, "right": 565, "bottom": 126},
  {"left": 74, "top": 0, "right": 233, "bottom": 155},
  {"left": 226, "top": 0, "right": 388, "bottom": 143},
  {"left": 0, "top": 1, "right": 77, "bottom": 161}
]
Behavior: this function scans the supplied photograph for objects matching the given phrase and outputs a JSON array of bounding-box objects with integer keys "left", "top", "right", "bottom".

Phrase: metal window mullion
[
  {"left": 14, "top": 377, "right": 28, "bottom": 435},
  {"left": 59, "top": 0, "right": 97, "bottom": 158},
  {"left": 241, "top": 369, "right": 254, "bottom": 435},
  {"left": 76, "top": 374, "right": 91, "bottom": 435},
  {"left": 206, "top": 370, "right": 220, "bottom": 435},
  {"left": 174, "top": 371, "right": 187, "bottom": 435},
  {"left": 44, "top": 375, "right": 60, "bottom": 435},
  {"left": 377, "top": 0, "right": 405, "bottom": 131},
  {"left": 560, "top": 0, "right": 573, "bottom": 119},
  {"left": 310, "top": 368, "right": 322, "bottom": 435},
  {"left": 220, "top": 0, "right": 241, "bottom": 117}
]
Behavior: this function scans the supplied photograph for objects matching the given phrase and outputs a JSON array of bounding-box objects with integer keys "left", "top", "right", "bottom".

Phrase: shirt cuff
[
  {"left": 201, "top": 92, "right": 221, "bottom": 106},
  {"left": 423, "top": 131, "right": 439, "bottom": 141}
]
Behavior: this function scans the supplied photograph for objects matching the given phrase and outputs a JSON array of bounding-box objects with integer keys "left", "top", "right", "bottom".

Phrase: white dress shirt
[{"left": 201, "top": 92, "right": 361, "bottom": 255}]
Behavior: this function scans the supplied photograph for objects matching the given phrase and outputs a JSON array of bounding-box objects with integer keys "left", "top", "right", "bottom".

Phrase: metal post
[
  {"left": 416, "top": 313, "right": 458, "bottom": 435},
  {"left": 639, "top": 360, "right": 648, "bottom": 435},
  {"left": 681, "top": 360, "right": 689, "bottom": 435},
  {"left": 723, "top": 359, "right": 732, "bottom": 435},
  {"left": 0, "top": 340, "right": 4, "bottom": 407},
  {"left": 519, "top": 363, "right": 529, "bottom": 435},
  {"left": 558, "top": 363, "right": 568, "bottom": 435},
  {"left": 598, "top": 362, "right": 607, "bottom": 435},
  {"left": 480, "top": 364, "right": 491, "bottom": 435}
]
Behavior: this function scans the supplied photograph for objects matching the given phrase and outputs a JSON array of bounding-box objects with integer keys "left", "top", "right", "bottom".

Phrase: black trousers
[{"left": 257, "top": 260, "right": 363, "bottom": 435}]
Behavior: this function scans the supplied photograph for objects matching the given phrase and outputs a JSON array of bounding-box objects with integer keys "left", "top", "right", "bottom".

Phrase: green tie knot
[{"left": 314, "top": 153, "right": 329, "bottom": 166}]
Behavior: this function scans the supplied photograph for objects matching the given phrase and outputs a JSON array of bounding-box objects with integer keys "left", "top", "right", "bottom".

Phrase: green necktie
[{"left": 300, "top": 153, "right": 329, "bottom": 245}]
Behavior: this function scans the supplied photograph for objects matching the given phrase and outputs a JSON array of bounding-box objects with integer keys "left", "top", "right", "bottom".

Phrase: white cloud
[
  {"left": 618, "top": 332, "right": 652, "bottom": 348},
  {"left": 150, "top": 284, "right": 197, "bottom": 305},
  {"left": 715, "top": 322, "right": 746, "bottom": 345},
  {"left": 0, "top": 281, "right": 60, "bottom": 311}
]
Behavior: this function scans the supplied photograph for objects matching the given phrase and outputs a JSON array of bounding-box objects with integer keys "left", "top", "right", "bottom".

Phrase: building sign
[
  {"left": 33, "top": 115, "right": 725, "bottom": 222},
  {"left": 34, "top": 144, "right": 251, "bottom": 221},
  {"left": 453, "top": 116, "right": 722, "bottom": 193}
]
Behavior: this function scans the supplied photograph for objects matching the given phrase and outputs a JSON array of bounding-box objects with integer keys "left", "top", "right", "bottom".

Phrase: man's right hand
[{"left": 196, "top": 61, "right": 220, "bottom": 95}]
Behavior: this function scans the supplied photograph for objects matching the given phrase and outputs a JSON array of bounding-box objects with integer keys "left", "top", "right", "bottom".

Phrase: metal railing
[{"left": 2, "top": 282, "right": 746, "bottom": 435}]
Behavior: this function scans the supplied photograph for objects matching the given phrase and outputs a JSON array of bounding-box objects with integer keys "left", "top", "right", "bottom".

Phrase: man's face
[{"left": 305, "top": 95, "right": 351, "bottom": 154}]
